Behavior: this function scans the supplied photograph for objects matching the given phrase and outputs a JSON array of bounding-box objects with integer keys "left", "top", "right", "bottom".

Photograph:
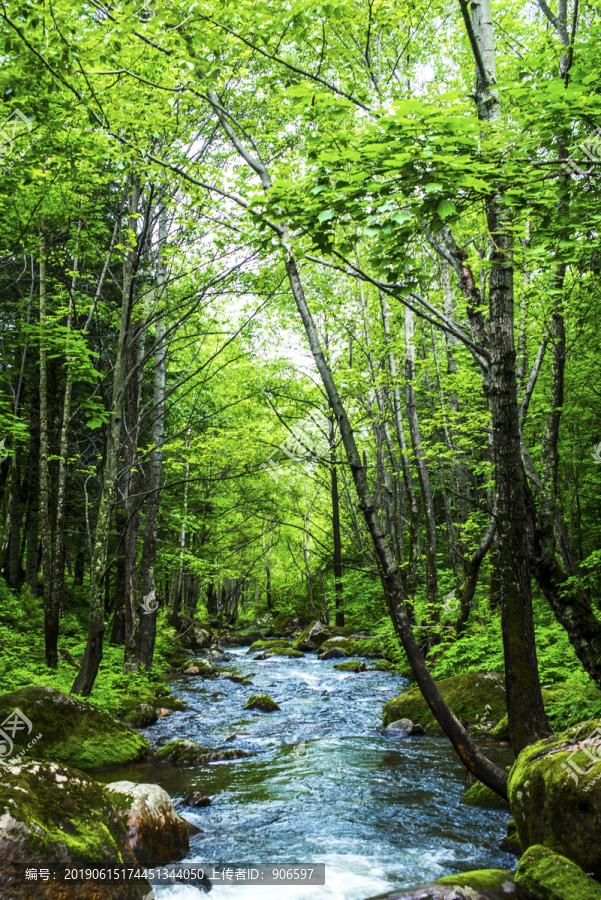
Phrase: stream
[{"left": 98, "top": 648, "right": 515, "bottom": 900}]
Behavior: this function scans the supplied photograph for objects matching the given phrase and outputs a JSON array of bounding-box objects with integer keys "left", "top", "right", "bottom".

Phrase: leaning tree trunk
[{"left": 208, "top": 86, "right": 510, "bottom": 798}]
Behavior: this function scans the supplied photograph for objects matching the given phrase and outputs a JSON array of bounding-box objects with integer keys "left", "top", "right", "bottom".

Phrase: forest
[{"left": 0, "top": 0, "right": 600, "bottom": 898}]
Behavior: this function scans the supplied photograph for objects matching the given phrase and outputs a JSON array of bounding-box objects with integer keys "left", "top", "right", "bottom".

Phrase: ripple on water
[{"left": 114, "top": 646, "right": 515, "bottom": 900}]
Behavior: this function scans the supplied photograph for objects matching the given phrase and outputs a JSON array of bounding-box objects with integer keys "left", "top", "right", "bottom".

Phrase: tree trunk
[
  {"left": 465, "top": 0, "right": 549, "bottom": 751},
  {"left": 72, "top": 180, "right": 141, "bottom": 696}
]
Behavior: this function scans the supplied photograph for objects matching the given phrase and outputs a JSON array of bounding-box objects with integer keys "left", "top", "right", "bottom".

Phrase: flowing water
[{"left": 100, "top": 648, "right": 515, "bottom": 900}]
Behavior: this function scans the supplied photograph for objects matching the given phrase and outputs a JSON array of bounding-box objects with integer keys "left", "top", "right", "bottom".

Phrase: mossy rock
[
  {"left": 508, "top": 718, "right": 601, "bottom": 878},
  {"left": 248, "top": 639, "right": 292, "bottom": 652},
  {"left": 515, "top": 844, "right": 601, "bottom": 900},
  {"left": 120, "top": 703, "right": 158, "bottom": 729},
  {"left": 374, "top": 659, "right": 413, "bottom": 676},
  {"left": 491, "top": 714, "right": 510, "bottom": 740},
  {"left": 436, "top": 869, "right": 515, "bottom": 893},
  {"left": 162, "top": 649, "right": 193, "bottom": 669},
  {"left": 243, "top": 693, "right": 280, "bottom": 712},
  {"left": 158, "top": 694, "right": 187, "bottom": 711},
  {"left": 382, "top": 671, "right": 506, "bottom": 731},
  {"left": 0, "top": 686, "right": 149, "bottom": 771},
  {"left": 334, "top": 660, "right": 367, "bottom": 672},
  {"left": 0, "top": 760, "right": 150, "bottom": 899},
  {"left": 221, "top": 628, "right": 264, "bottom": 646},
  {"left": 318, "top": 636, "right": 359, "bottom": 656},
  {"left": 181, "top": 658, "right": 217, "bottom": 676},
  {"left": 460, "top": 780, "right": 510, "bottom": 810},
  {"left": 293, "top": 621, "right": 339, "bottom": 651},
  {"left": 265, "top": 648, "right": 304, "bottom": 658},
  {"left": 154, "top": 739, "right": 251, "bottom": 766},
  {"left": 374, "top": 659, "right": 396, "bottom": 671}
]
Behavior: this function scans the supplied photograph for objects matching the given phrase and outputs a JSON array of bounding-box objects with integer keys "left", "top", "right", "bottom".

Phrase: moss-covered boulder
[
  {"left": 243, "top": 693, "right": 280, "bottom": 712},
  {"left": 247, "top": 639, "right": 292, "bottom": 652},
  {"left": 515, "top": 845, "right": 601, "bottom": 900},
  {"left": 508, "top": 719, "right": 601, "bottom": 878},
  {"left": 320, "top": 648, "right": 348, "bottom": 660},
  {"left": 436, "top": 869, "right": 516, "bottom": 896},
  {"left": 334, "top": 660, "right": 367, "bottom": 672},
  {"left": 105, "top": 781, "right": 189, "bottom": 866},
  {"left": 181, "top": 658, "right": 217, "bottom": 677},
  {"left": 221, "top": 628, "right": 264, "bottom": 646},
  {"left": 120, "top": 703, "right": 158, "bottom": 729},
  {"left": 0, "top": 686, "right": 149, "bottom": 771},
  {"left": 363, "top": 870, "right": 516, "bottom": 899},
  {"left": 154, "top": 739, "right": 251, "bottom": 766},
  {"left": 269, "top": 614, "right": 311, "bottom": 636},
  {"left": 294, "top": 621, "right": 338, "bottom": 651},
  {"left": 318, "top": 636, "right": 359, "bottom": 656},
  {"left": 265, "top": 648, "right": 304, "bottom": 658},
  {"left": 460, "top": 779, "right": 509, "bottom": 810},
  {"left": 382, "top": 671, "right": 506, "bottom": 731},
  {"left": 0, "top": 760, "right": 150, "bottom": 899}
]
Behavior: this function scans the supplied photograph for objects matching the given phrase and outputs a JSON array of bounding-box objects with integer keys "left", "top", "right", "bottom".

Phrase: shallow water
[{"left": 99, "top": 649, "right": 515, "bottom": 899}]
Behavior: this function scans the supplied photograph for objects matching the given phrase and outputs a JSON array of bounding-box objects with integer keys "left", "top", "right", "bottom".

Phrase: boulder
[
  {"left": 247, "top": 639, "right": 292, "bottom": 653},
  {"left": 206, "top": 649, "right": 230, "bottom": 662},
  {"left": 294, "top": 621, "right": 339, "bottom": 651},
  {"left": 507, "top": 718, "right": 601, "bottom": 878},
  {"left": 362, "top": 869, "right": 516, "bottom": 899},
  {"left": 383, "top": 718, "right": 423, "bottom": 738},
  {"left": 334, "top": 660, "right": 366, "bottom": 672},
  {"left": 264, "top": 648, "right": 304, "bottom": 658},
  {"left": 185, "top": 792, "right": 212, "bottom": 808},
  {"left": 460, "top": 779, "right": 509, "bottom": 810},
  {"left": 318, "top": 636, "right": 359, "bottom": 656},
  {"left": 120, "top": 703, "right": 158, "bottom": 729},
  {"left": 0, "top": 760, "right": 150, "bottom": 899},
  {"left": 515, "top": 844, "right": 601, "bottom": 900},
  {"left": 154, "top": 739, "right": 251, "bottom": 767},
  {"left": 0, "top": 686, "right": 149, "bottom": 771},
  {"left": 181, "top": 659, "right": 216, "bottom": 678},
  {"left": 177, "top": 616, "right": 212, "bottom": 650},
  {"left": 243, "top": 693, "right": 280, "bottom": 712},
  {"left": 382, "top": 671, "right": 506, "bottom": 732},
  {"left": 221, "top": 628, "right": 264, "bottom": 647},
  {"left": 319, "top": 648, "right": 348, "bottom": 660},
  {"left": 105, "top": 781, "right": 189, "bottom": 867},
  {"left": 269, "top": 614, "right": 311, "bottom": 636}
]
